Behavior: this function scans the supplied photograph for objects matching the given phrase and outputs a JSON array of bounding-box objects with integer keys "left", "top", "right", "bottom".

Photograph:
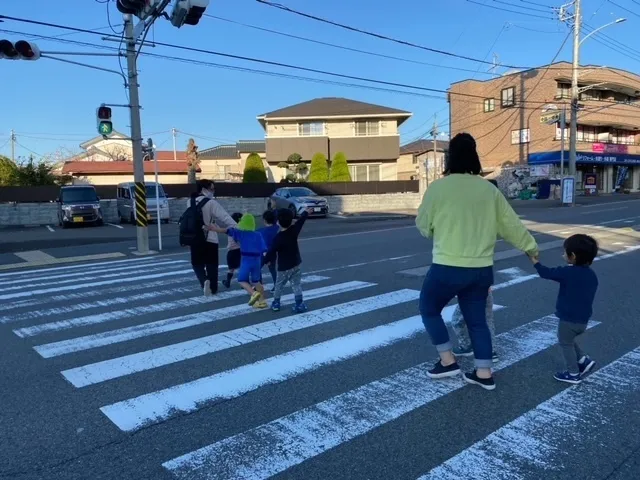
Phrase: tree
[
  {"left": 308, "top": 152, "right": 329, "bottom": 182},
  {"left": 11, "top": 156, "right": 72, "bottom": 186},
  {"left": 0, "top": 156, "right": 17, "bottom": 186},
  {"left": 186, "top": 138, "right": 200, "bottom": 184},
  {"left": 243, "top": 152, "right": 268, "bottom": 183},
  {"left": 329, "top": 152, "right": 352, "bottom": 182}
]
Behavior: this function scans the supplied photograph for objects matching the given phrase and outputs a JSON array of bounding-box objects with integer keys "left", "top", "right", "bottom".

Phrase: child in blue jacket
[{"left": 208, "top": 213, "right": 267, "bottom": 308}]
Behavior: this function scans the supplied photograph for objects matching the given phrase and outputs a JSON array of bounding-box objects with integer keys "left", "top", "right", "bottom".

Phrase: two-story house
[{"left": 257, "top": 97, "right": 412, "bottom": 182}]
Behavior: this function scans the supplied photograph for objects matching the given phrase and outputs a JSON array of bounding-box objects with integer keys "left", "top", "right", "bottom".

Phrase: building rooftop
[{"left": 401, "top": 139, "right": 449, "bottom": 154}]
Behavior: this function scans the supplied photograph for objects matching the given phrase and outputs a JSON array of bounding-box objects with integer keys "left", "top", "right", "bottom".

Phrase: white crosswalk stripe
[{"left": 2, "top": 246, "right": 638, "bottom": 480}]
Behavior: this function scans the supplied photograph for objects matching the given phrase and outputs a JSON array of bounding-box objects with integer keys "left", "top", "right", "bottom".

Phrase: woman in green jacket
[{"left": 416, "top": 133, "right": 538, "bottom": 390}]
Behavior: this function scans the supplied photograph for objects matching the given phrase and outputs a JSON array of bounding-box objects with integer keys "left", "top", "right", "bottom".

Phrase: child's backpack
[{"left": 179, "top": 197, "right": 211, "bottom": 247}]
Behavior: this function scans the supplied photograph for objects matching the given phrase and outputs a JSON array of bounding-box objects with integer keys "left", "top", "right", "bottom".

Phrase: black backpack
[{"left": 179, "top": 197, "right": 211, "bottom": 247}]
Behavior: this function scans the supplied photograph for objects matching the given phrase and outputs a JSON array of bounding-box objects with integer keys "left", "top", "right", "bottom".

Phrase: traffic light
[
  {"left": 0, "top": 40, "right": 40, "bottom": 60},
  {"left": 116, "top": 0, "right": 161, "bottom": 20},
  {"left": 97, "top": 104, "right": 113, "bottom": 137},
  {"left": 170, "top": 0, "right": 210, "bottom": 28}
]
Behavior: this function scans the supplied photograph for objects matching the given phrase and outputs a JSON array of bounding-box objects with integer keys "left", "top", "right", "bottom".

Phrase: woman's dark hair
[
  {"left": 196, "top": 179, "right": 214, "bottom": 192},
  {"left": 444, "top": 133, "right": 482, "bottom": 175},
  {"left": 564, "top": 234, "right": 598, "bottom": 265}
]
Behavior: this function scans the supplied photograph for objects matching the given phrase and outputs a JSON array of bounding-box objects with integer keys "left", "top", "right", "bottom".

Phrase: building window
[
  {"left": 576, "top": 125, "right": 597, "bottom": 143},
  {"left": 348, "top": 164, "right": 381, "bottom": 181},
  {"left": 510, "top": 128, "right": 530, "bottom": 144},
  {"left": 355, "top": 120, "right": 380, "bottom": 136},
  {"left": 556, "top": 83, "right": 571, "bottom": 99},
  {"left": 580, "top": 89, "right": 602, "bottom": 101},
  {"left": 501, "top": 87, "right": 515, "bottom": 107},
  {"left": 610, "top": 129, "right": 636, "bottom": 145},
  {"left": 483, "top": 98, "right": 495, "bottom": 112},
  {"left": 298, "top": 122, "right": 325, "bottom": 136}
]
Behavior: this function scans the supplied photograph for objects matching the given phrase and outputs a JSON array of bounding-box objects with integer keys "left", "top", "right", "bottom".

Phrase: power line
[
  {"left": 489, "top": 0, "right": 555, "bottom": 14},
  {"left": 204, "top": 14, "right": 501, "bottom": 77},
  {"left": 465, "top": 0, "right": 557, "bottom": 19},
  {"left": 608, "top": 0, "right": 640, "bottom": 19},
  {"left": 254, "top": 0, "right": 527, "bottom": 68},
  {"left": 14, "top": 141, "right": 43, "bottom": 158}
]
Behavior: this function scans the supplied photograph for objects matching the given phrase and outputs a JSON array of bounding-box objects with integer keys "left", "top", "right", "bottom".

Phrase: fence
[{"left": 0, "top": 181, "right": 419, "bottom": 203}]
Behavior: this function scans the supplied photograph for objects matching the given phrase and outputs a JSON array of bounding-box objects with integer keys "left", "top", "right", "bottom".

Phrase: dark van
[{"left": 57, "top": 185, "right": 104, "bottom": 228}]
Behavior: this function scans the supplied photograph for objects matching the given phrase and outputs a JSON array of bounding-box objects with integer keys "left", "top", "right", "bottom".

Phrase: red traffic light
[
  {"left": 0, "top": 40, "right": 19, "bottom": 59},
  {"left": 97, "top": 106, "right": 112, "bottom": 120},
  {"left": 14, "top": 40, "right": 40, "bottom": 60}
]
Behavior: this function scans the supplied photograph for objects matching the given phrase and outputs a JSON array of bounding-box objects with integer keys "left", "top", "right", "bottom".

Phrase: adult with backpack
[{"left": 179, "top": 179, "right": 237, "bottom": 297}]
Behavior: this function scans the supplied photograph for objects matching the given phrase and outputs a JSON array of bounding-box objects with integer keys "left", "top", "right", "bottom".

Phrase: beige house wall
[
  {"left": 71, "top": 173, "right": 187, "bottom": 185},
  {"left": 266, "top": 119, "right": 400, "bottom": 138}
]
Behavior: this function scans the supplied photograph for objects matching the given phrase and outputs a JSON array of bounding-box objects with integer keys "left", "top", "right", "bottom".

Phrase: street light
[{"left": 580, "top": 18, "right": 626, "bottom": 45}]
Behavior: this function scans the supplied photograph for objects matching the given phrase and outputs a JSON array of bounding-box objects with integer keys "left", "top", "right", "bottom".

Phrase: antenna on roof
[{"left": 489, "top": 53, "right": 501, "bottom": 75}]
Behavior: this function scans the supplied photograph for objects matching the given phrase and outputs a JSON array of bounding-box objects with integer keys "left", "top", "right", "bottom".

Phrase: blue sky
[{"left": 1, "top": 0, "right": 638, "bottom": 161}]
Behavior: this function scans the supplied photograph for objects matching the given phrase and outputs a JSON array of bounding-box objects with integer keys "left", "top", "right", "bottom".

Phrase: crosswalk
[{"left": 2, "top": 246, "right": 640, "bottom": 479}]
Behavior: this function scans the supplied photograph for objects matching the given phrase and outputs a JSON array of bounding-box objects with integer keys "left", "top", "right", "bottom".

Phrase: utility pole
[
  {"left": 431, "top": 115, "right": 439, "bottom": 183},
  {"left": 172, "top": 127, "right": 178, "bottom": 161},
  {"left": 568, "top": 0, "right": 581, "bottom": 206},
  {"left": 10, "top": 129, "right": 15, "bottom": 162},
  {"left": 124, "top": 13, "right": 149, "bottom": 254}
]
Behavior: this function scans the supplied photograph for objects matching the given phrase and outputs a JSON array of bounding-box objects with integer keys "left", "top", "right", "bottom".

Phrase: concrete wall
[{"left": 0, "top": 193, "right": 421, "bottom": 226}]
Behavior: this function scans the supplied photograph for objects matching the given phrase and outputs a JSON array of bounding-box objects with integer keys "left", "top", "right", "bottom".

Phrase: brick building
[{"left": 448, "top": 61, "right": 640, "bottom": 193}]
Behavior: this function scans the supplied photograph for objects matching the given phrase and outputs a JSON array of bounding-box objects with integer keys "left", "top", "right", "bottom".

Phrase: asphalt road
[{"left": 1, "top": 198, "right": 640, "bottom": 479}]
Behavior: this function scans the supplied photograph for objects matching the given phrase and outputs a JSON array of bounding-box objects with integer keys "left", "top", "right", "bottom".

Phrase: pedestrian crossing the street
[{"left": 2, "top": 247, "right": 640, "bottom": 479}]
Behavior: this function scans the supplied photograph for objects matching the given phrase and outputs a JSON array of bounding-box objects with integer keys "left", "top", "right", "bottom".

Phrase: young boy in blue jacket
[
  {"left": 258, "top": 209, "right": 280, "bottom": 288},
  {"left": 530, "top": 233, "right": 599, "bottom": 384},
  {"left": 208, "top": 213, "right": 267, "bottom": 309}
]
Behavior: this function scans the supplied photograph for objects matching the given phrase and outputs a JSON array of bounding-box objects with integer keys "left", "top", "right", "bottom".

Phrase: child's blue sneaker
[
  {"left": 271, "top": 299, "right": 281, "bottom": 312},
  {"left": 292, "top": 302, "right": 307, "bottom": 314},
  {"left": 578, "top": 356, "right": 596, "bottom": 377},
  {"left": 554, "top": 371, "right": 582, "bottom": 384}
]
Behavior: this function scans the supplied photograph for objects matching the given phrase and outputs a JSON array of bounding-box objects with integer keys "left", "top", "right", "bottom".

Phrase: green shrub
[
  {"left": 308, "top": 152, "right": 329, "bottom": 182},
  {"left": 242, "top": 152, "right": 268, "bottom": 183},
  {"left": 329, "top": 152, "right": 351, "bottom": 182}
]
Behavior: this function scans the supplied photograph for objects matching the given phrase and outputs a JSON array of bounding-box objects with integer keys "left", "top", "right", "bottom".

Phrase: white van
[{"left": 117, "top": 182, "right": 170, "bottom": 224}]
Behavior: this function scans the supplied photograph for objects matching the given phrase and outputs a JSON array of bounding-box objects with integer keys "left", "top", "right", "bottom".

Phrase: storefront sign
[
  {"left": 530, "top": 165, "right": 550, "bottom": 177},
  {"left": 584, "top": 173, "right": 597, "bottom": 195},
  {"left": 592, "top": 143, "right": 628, "bottom": 154},
  {"left": 562, "top": 177, "right": 575, "bottom": 204},
  {"left": 529, "top": 151, "right": 640, "bottom": 166}
]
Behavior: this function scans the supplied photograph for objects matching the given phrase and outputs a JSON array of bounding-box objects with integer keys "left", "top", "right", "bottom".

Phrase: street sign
[
  {"left": 562, "top": 177, "right": 575, "bottom": 204},
  {"left": 540, "top": 112, "right": 561, "bottom": 124}
]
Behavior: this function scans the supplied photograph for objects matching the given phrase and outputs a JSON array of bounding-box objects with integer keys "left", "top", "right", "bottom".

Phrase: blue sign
[{"left": 529, "top": 151, "right": 640, "bottom": 166}]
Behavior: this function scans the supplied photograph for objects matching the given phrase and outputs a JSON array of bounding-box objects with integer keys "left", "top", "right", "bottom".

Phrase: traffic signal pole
[{"left": 124, "top": 13, "right": 149, "bottom": 254}]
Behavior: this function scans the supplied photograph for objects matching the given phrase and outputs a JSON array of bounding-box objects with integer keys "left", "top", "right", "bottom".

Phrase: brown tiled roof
[
  {"left": 62, "top": 161, "right": 198, "bottom": 175},
  {"left": 155, "top": 150, "right": 188, "bottom": 161},
  {"left": 259, "top": 97, "right": 412, "bottom": 119}
]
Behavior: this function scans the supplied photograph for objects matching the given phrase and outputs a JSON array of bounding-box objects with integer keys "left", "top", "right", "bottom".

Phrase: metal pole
[
  {"left": 124, "top": 14, "right": 149, "bottom": 254},
  {"left": 10, "top": 129, "right": 15, "bottom": 163},
  {"left": 560, "top": 105, "right": 566, "bottom": 178},
  {"left": 172, "top": 127, "right": 177, "bottom": 162},
  {"left": 568, "top": 0, "right": 581, "bottom": 206},
  {"left": 154, "top": 153, "right": 162, "bottom": 251}
]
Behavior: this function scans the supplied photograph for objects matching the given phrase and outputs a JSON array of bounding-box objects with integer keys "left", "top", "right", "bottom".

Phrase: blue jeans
[{"left": 420, "top": 264, "right": 494, "bottom": 368}]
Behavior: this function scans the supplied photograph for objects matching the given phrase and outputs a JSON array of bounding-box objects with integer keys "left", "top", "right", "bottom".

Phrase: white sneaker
[{"left": 203, "top": 280, "right": 212, "bottom": 297}]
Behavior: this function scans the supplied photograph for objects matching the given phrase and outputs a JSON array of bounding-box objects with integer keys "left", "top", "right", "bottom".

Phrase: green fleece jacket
[{"left": 416, "top": 174, "right": 538, "bottom": 267}]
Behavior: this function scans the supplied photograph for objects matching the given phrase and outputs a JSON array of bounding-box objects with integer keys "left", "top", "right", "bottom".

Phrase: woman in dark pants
[
  {"left": 189, "top": 180, "right": 237, "bottom": 297},
  {"left": 415, "top": 133, "right": 539, "bottom": 390}
]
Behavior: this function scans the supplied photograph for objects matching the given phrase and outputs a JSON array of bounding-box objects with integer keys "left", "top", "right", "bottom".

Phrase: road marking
[
  {"left": 0, "top": 252, "right": 126, "bottom": 272},
  {"left": 0, "top": 260, "right": 186, "bottom": 289},
  {"left": 161, "top": 316, "right": 600, "bottom": 479},
  {"left": 102, "top": 301, "right": 504, "bottom": 431},
  {"left": 0, "top": 276, "right": 191, "bottom": 315},
  {"left": 107, "top": 223, "right": 124, "bottom": 229},
  {"left": 65, "top": 289, "right": 427, "bottom": 389},
  {"left": 581, "top": 198, "right": 640, "bottom": 208},
  {"left": 34, "top": 281, "right": 374, "bottom": 359},
  {"left": 0, "top": 256, "right": 155, "bottom": 280},
  {"left": 580, "top": 206, "right": 628, "bottom": 214},
  {"left": 14, "top": 250, "right": 56, "bottom": 263},
  {"left": 16, "top": 275, "right": 328, "bottom": 338},
  {"left": 300, "top": 225, "right": 416, "bottom": 242},
  {"left": 307, "top": 254, "right": 416, "bottom": 274},
  {"left": 0, "top": 268, "right": 194, "bottom": 302},
  {"left": 0, "top": 261, "right": 186, "bottom": 293},
  {"left": 46, "top": 225, "right": 55, "bottom": 232},
  {"left": 417, "top": 348, "right": 640, "bottom": 480}
]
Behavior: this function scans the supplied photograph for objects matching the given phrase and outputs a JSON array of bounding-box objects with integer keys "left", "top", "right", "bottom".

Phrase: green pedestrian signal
[
  {"left": 99, "top": 121, "right": 113, "bottom": 135},
  {"left": 96, "top": 104, "right": 113, "bottom": 137}
]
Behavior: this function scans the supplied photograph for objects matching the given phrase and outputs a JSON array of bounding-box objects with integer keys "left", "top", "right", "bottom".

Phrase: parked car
[
  {"left": 57, "top": 185, "right": 103, "bottom": 228},
  {"left": 268, "top": 187, "right": 328, "bottom": 218},
  {"left": 117, "top": 182, "right": 170, "bottom": 224}
]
